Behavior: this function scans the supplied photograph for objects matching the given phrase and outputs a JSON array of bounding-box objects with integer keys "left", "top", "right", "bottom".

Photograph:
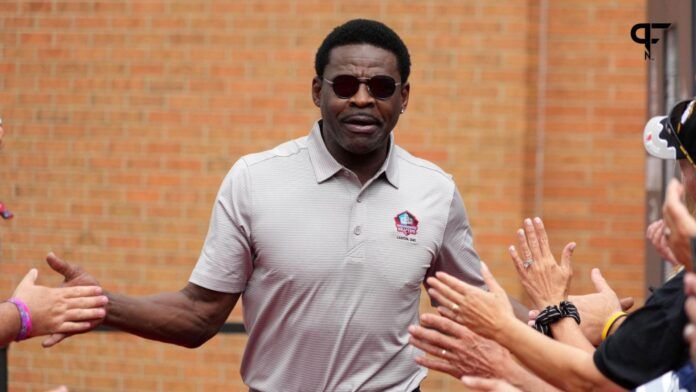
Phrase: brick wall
[
  {"left": 0, "top": 0, "right": 646, "bottom": 391},
  {"left": 533, "top": 1, "right": 647, "bottom": 301}
]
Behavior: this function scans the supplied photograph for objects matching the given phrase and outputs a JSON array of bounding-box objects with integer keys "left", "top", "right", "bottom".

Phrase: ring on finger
[
  {"left": 523, "top": 259, "right": 534, "bottom": 268},
  {"left": 451, "top": 303, "right": 460, "bottom": 312},
  {"left": 441, "top": 349, "right": 447, "bottom": 356}
]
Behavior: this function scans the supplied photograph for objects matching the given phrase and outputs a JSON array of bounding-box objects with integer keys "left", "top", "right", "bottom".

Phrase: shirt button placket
[
  {"left": 345, "top": 184, "right": 366, "bottom": 261},
  {"left": 353, "top": 191, "right": 366, "bottom": 239}
]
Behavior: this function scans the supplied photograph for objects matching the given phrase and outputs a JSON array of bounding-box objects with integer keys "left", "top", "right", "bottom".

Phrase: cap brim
[{"left": 644, "top": 115, "right": 678, "bottom": 160}]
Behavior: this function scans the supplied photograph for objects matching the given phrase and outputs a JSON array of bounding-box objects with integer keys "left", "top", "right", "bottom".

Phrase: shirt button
[{"left": 354, "top": 226, "right": 362, "bottom": 235}]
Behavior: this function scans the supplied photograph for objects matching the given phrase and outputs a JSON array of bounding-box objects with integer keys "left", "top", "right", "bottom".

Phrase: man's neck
[
  {"left": 320, "top": 128, "right": 389, "bottom": 185},
  {"left": 344, "top": 147, "right": 389, "bottom": 184}
]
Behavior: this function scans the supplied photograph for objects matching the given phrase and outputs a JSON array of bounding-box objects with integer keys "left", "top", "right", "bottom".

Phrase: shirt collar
[
  {"left": 306, "top": 120, "right": 399, "bottom": 188},
  {"left": 307, "top": 121, "right": 343, "bottom": 183}
]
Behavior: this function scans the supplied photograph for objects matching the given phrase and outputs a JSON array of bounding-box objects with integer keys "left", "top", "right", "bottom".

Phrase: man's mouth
[{"left": 341, "top": 115, "right": 381, "bottom": 134}]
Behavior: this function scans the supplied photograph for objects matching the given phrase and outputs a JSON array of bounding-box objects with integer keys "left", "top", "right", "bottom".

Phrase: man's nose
[{"left": 350, "top": 82, "right": 374, "bottom": 107}]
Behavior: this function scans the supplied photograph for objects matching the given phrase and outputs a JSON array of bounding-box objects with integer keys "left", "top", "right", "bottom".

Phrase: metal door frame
[{"left": 645, "top": 0, "right": 694, "bottom": 292}]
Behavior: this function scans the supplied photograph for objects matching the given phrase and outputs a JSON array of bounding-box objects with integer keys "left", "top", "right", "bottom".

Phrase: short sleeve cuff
[{"left": 189, "top": 269, "right": 246, "bottom": 294}]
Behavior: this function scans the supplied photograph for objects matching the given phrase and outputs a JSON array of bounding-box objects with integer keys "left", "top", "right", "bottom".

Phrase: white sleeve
[
  {"left": 189, "top": 158, "right": 254, "bottom": 293},
  {"left": 426, "top": 186, "right": 485, "bottom": 293}
]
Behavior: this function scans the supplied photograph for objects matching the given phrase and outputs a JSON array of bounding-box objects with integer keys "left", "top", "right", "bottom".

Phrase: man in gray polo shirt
[{"left": 46, "top": 19, "right": 497, "bottom": 391}]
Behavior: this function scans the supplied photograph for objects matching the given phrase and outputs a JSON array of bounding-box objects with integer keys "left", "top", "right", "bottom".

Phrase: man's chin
[
  {"left": 343, "top": 144, "right": 379, "bottom": 156},
  {"left": 338, "top": 135, "right": 386, "bottom": 155}
]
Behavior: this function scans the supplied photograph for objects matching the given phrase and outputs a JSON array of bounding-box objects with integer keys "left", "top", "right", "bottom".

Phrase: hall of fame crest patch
[{"left": 394, "top": 210, "right": 419, "bottom": 238}]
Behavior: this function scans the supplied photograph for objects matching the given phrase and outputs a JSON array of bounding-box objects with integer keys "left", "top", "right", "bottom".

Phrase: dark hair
[{"left": 315, "top": 19, "right": 411, "bottom": 83}]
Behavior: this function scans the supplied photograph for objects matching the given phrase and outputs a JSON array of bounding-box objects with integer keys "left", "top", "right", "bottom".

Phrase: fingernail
[
  {"left": 570, "top": 243, "right": 576, "bottom": 251},
  {"left": 684, "top": 324, "right": 695, "bottom": 340},
  {"left": 517, "top": 228, "right": 524, "bottom": 235},
  {"left": 534, "top": 217, "right": 541, "bottom": 224},
  {"left": 524, "top": 218, "right": 532, "bottom": 225},
  {"left": 461, "top": 376, "right": 472, "bottom": 384},
  {"left": 509, "top": 245, "right": 515, "bottom": 253}
]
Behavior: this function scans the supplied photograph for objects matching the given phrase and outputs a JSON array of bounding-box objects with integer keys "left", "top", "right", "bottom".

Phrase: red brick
[
  {"left": 2, "top": 1, "right": 649, "bottom": 391},
  {"left": 20, "top": 33, "right": 52, "bottom": 45}
]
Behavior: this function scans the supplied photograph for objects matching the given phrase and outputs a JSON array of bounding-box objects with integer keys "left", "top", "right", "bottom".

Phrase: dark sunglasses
[{"left": 323, "top": 75, "right": 401, "bottom": 100}]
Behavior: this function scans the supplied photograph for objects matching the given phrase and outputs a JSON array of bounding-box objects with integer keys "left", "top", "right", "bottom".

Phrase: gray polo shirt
[{"left": 190, "top": 121, "right": 484, "bottom": 392}]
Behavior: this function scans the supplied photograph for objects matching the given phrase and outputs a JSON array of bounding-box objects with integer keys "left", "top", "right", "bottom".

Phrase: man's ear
[
  {"left": 312, "top": 76, "right": 322, "bottom": 108},
  {"left": 400, "top": 81, "right": 410, "bottom": 112}
]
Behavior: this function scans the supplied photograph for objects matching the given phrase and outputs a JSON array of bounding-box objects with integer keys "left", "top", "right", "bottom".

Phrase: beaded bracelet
[
  {"left": 7, "top": 298, "right": 32, "bottom": 341},
  {"left": 534, "top": 305, "right": 562, "bottom": 337},
  {"left": 559, "top": 300, "right": 581, "bottom": 324},
  {"left": 534, "top": 301, "right": 581, "bottom": 338}
]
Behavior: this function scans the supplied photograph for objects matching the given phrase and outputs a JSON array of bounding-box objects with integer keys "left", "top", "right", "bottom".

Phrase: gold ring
[{"left": 451, "top": 303, "right": 460, "bottom": 312}]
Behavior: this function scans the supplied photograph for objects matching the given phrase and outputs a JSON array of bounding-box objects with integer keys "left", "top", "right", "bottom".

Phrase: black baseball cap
[{"left": 644, "top": 98, "right": 696, "bottom": 164}]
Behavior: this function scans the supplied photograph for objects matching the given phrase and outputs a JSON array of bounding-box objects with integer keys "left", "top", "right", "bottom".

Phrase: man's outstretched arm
[
  {"left": 43, "top": 253, "right": 239, "bottom": 348},
  {"left": 105, "top": 283, "right": 240, "bottom": 348}
]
